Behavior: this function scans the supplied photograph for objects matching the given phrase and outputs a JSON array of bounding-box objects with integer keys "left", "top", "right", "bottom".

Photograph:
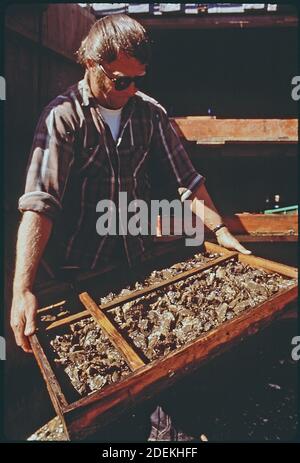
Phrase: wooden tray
[{"left": 30, "top": 242, "right": 298, "bottom": 440}]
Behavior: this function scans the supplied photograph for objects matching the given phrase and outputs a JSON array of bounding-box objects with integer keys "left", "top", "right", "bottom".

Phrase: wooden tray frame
[{"left": 30, "top": 242, "right": 298, "bottom": 440}]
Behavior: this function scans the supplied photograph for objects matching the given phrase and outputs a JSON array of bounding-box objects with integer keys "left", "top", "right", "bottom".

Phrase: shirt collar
[
  {"left": 78, "top": 71, "right": 96, "bottom": 107},
  {"left": 78, "top": 71, "right": 136, "bottom": 117}
]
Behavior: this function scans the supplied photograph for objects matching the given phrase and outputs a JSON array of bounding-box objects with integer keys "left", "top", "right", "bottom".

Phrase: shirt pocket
[{"left": 78, "top": 144, "right": 112, "bottom": 178}]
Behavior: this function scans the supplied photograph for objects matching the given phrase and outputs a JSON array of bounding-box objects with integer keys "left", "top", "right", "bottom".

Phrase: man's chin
[{"left": 111, "top": 96, "right": 131, "bottom": 109}]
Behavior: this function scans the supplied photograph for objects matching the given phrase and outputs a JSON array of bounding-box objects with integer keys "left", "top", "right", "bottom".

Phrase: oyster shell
[
  {"left": 110, "top": 258, "right": 295, "bottom": 362},
  {"left": 50, "top": 318, "right": 130, "bottom": 396}
]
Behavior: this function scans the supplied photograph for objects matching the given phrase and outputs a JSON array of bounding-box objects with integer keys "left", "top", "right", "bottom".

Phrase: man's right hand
[{"left": 10, "top": 290, "right": 38, "bottom": 353}]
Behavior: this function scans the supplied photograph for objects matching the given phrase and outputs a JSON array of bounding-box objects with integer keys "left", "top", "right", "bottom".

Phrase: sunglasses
[{"left": 99, "top": 64, "right": 146, "bottom": 91}]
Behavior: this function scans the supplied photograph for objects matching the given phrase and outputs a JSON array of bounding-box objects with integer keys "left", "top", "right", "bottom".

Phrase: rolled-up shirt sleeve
[
  {"left": 18, "top": 100, "right": 76, "bottom": 220},
  {"left": 151, "top": 106, "right": 205, "bottom": 201}
]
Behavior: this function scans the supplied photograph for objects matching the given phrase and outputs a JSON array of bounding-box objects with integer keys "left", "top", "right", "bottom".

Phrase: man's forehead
[{"left": 105, "top": 52, "right": 146, "bottom": 76}]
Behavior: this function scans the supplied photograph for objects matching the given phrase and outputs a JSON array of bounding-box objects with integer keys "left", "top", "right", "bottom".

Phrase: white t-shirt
[{"left": 98, "top": 104, "right": 123, "bottom": 142}]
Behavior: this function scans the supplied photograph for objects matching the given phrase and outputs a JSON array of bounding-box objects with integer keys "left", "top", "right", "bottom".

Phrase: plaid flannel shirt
[{"left": 19, "top": 74, "right": 204, "bottom": 272}]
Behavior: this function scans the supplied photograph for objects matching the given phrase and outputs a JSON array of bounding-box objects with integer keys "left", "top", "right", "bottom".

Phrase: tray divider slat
[
  {"left": 100, "top": 252, "right": 238, "bottom": 312},
  {"left": 37, "top": 300, "right": 67, "bottom": 313},
  {"left": 79, "top": 292, "right": 145, "bottom": 371},
  {"left": 237, "top": 253, "right": 298, "bottom": 278},
  {"left": 45, "top": 311, "right": 90, "bottom": 330},
  {"left": 205, "top": 241, "right": 298, "bottom": 278},
  {"left": 46, "top": 250, "right": 237, "bottom": 331},
  {"left": 204, "top": 241, "right": 237, "bottom": 255}
]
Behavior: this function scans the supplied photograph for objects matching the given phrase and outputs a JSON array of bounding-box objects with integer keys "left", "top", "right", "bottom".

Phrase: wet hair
[{"left": 76, "top": 14, "right": 151, "bottom": 67}]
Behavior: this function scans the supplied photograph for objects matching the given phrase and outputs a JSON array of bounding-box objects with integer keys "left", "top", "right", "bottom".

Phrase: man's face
[{"left": 89, "top": 52, "right": 146, "bottom": 109}]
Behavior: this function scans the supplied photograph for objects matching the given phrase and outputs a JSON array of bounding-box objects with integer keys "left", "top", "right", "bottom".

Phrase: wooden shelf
[
  {"left": 154, "top": 214, "right": 298, "bottom": 244},
  {"left": 170, "top": 117, "right": 298, "bottom": 144}
]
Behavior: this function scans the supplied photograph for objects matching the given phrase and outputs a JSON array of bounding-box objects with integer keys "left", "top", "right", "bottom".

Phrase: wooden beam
[
  {"left": 137, "top": 14, "right": 298, "bottom": 30},
  {"left": 225, "top": 234, "right": 298, "bottom": 243},
  {"left": 155, "top": 234, "right": 298, "bottom": 243},
  {"left": 170, "top": 117, "right": 298, "bottom": 144},
  {"left": 223, "top": 213, "right": 298, "bottom": 235},
  {"left": 37, "top": 300, "right": 66, "bottom": 313},
  {"left": 45, "top": 311, "right": 90, "bottom": 330},
  {"left": 154, "top": 214, "right": 298, "bottom": 242},
  {"left": 79, "top": 292, "right": 145, "bottom": 371},
  {"left": 237, "top": 253, "right": 298, "bottom": 278}
]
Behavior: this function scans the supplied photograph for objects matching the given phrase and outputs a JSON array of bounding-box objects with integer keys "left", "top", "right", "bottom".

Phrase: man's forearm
[
  {"left": 187, "top": 182, "right": 251, "bottom": 255},
  {"left": 189, "top": 183, "right": 223, "bottom": 231},
  {"left": 13, "top": 211, "right": 53, "bottom": 293}
]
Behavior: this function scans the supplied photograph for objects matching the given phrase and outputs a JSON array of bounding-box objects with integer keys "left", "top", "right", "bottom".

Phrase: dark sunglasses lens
[
  {"left": 115, "top": 76, "right": 145, "bottom": 91},
  {"left": 115, "top": 78, "right": 132, "bottom": 91}
]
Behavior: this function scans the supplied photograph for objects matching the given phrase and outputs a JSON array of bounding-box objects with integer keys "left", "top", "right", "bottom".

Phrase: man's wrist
[
  {"left": 13, "top": 283, "right": 33, "bottom": 295},
  {"left": 212, "top": 223, "right": 227, "bottom": 235},
  {"left": 215, "top": 226, "right": 229, "bottom": 238}
]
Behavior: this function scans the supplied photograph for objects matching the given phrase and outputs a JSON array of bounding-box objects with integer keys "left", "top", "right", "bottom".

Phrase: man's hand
[
  {"left": 10, "top": 290, "right": 38, "bottom": 353},
  {"left": 215, "top": 226, "right": 251, "bottom": 255}
]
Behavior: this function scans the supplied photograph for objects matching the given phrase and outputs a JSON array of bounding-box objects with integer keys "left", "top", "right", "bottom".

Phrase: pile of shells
[
  {"left": 100, "top": 251, "right": 219, "bottom": 305},
  {"left": 50, "top": 318, "right": 130, "bottom": 396},
  {"left": 50, "top": 255, "right": 295, "bottom": 396},
  {"left": 110, "top": 258, "right": 296, "bottom": 361},
  {"left": 49, "top": 252, "right": 218, "bottom": 397},
  {"left": 28, "top": 416, "right": 67, "bottom": 441}
]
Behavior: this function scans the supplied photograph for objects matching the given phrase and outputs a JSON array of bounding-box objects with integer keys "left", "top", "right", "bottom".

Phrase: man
[{"left": 10, "top": 14, "right": 250, "bottom": 439}]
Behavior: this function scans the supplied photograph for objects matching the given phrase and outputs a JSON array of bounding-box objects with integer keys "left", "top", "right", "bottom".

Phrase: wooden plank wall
[
  {"left": 4, "top": 4, "right": 95, "bottom": 440},
  {"left": 5, "top": 4, "right": 94, "bottom": 211}
]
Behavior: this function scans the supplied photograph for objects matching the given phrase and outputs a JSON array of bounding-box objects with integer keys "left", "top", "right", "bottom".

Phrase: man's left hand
[{"left": 215, "top": 227, "right": 251, "bottom": 255}]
